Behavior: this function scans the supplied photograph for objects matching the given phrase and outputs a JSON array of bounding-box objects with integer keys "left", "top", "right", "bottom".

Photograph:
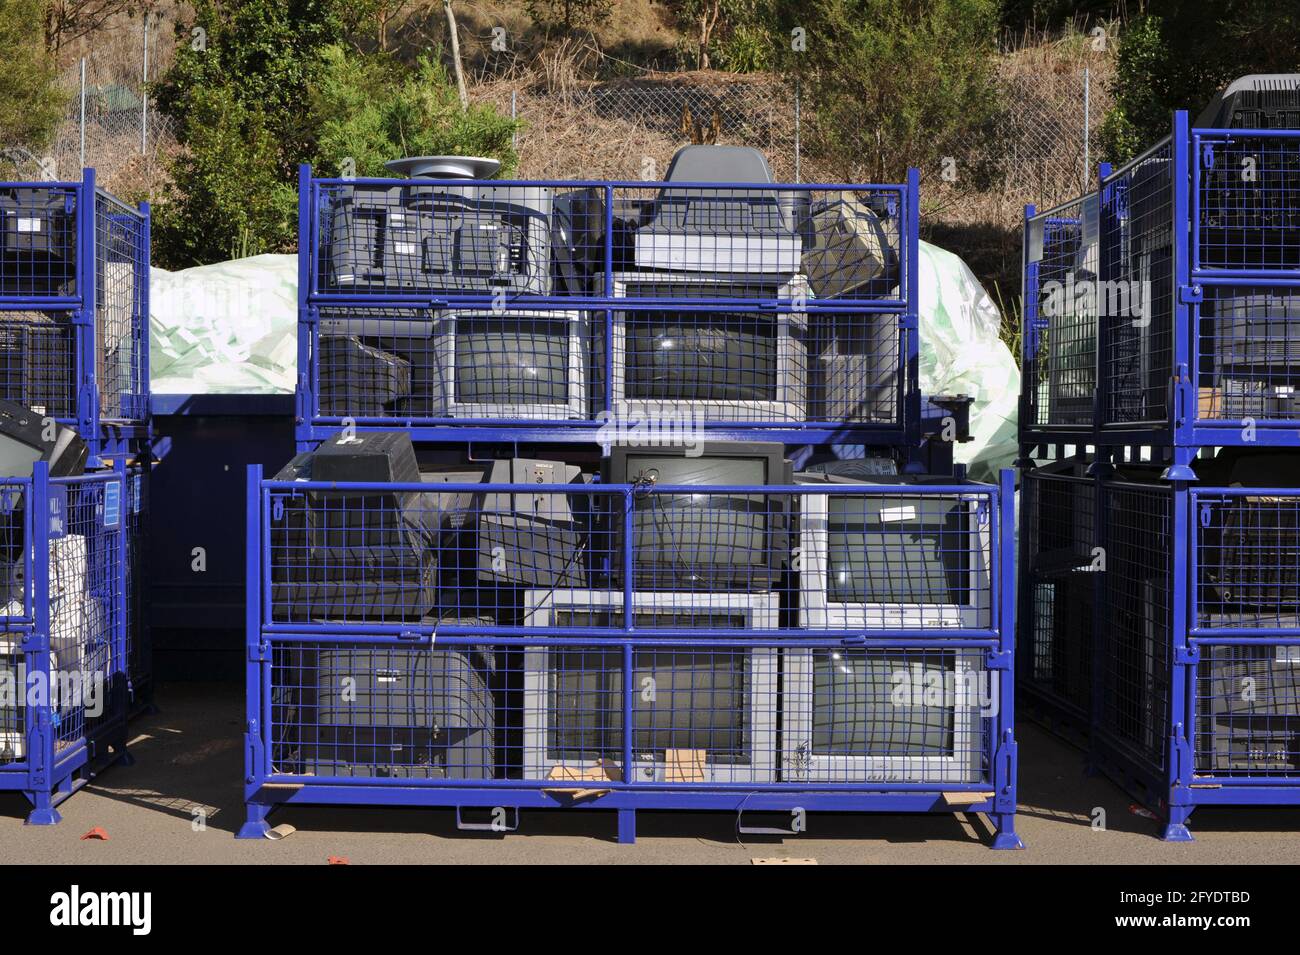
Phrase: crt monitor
[
  {"left": 782, "top": 648, "right": 984, "bottom": 783},
  {"left": 605, "top": 442, "right": 793, "bottom": 592}
]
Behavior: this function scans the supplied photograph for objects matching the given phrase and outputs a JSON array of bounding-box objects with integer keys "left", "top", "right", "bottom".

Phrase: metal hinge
[
  {"left": 1178, "top": 285, "right": 1204, "bottom": 305},
  {"left": 1175, "top": 646, "right": 1200, "bottom": 666},
  {"left": 985, "top": 649, "right": 1013, "bottom": 670}
]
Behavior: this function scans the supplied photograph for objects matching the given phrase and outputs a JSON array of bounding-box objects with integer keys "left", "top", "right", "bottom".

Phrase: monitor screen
[
  {"left": 826, "top": 495, "right": 971, "bottom": 605},
  {"left": 455, "top": 318, "right": 569, "bottom": 404},
  {"left": 811, "top": 651, "right": 956, "bottom": 756},
  {"left": 546, "top": 647, "right": 750, "bottom": 761},
  {"left": 627, "top": 455, "right": 769, "bottom": 578},
  {"left": 625, "top": 312, "right": 778, "bottom": 402}
]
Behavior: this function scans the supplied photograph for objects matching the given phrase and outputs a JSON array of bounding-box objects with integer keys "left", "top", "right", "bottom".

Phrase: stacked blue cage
[
  {"left": 1021, "top": 100, "right": 1300, "bottom": 840},
  {"left": 0, "top": 170, "right": 150, "bottom": 823},
  {"left": 241, "top": 157, "right": 1019, "bottom": 846}
]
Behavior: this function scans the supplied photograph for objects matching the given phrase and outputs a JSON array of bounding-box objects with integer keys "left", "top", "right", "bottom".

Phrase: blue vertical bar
[
  {"left": 137, "top": 200, "right": 151, "bottom": 427},
  {"left": 1171, "top": 111, "right": 1194, "bottom": 444},
  {"left": 904, "top": 167, "right": 922, "bottom": 451},
  {"left": 603, "top": 185, "right": 614, "bottom": 300},
  {"left": 1167, "top": 474, "right": 1193, "bottom": 823},
  {"left": 77, "top": 169, "right": 98, "bottom": 452},
  {"left": 622, "top": 488, "right": 634, "bottom": 626},
  {"left": 245, "top": 464, "right": 264, "bottom": 791},
  {"left": 622, "top": 641, "right": 634, "bottom": 784},
  {"left": 29, "top": 461, "right": 52, "bottom": 798},
  {"left": 1021, "top": 204, "right": 1038, "bottom": 440},
  {"left": 296, "top": 164, "right": 314, "bottom": 451},
  {"left": 1095, "top": 162, "right": 1113, "bottom": 433},
  {"left": 992, "top": 467, "right": 1020, "bottom": 847},
  {"left": 114, "top": 458, "right": 128, "bottom": 696}
]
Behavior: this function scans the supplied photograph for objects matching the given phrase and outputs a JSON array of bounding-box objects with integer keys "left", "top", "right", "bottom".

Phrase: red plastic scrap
[
  {"left": 327, "top": 856, "right": 349, "bottom": 865},
  {"left": 80, "top": 827, "right": 110, "bottom": 841}
]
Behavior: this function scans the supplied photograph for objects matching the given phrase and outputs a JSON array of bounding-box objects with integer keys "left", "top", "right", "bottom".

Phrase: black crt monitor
[
  {"left": 1201, "top": 644, "right": 1300, "bottom": 773},
  {"left": 811, "top": 651, "right": 955, "bottom": 756},
  {"left": 605, "top": 442, "right": 792, "bottom": 591}
]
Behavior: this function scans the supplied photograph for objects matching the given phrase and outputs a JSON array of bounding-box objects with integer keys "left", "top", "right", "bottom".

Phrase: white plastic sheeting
[
  {"left": 146, "top": 247, "right": 1021, "bottom": 480},
  {"left": 917, "top": 240, "right": 1020, "bottom": 483},
  {"left": 149, "top": 254, "right": 298, "bottom": 394}
]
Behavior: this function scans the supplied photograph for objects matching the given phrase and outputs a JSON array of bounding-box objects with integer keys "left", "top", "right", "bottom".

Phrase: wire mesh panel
[
  {"left": 94, "top": 191, "right": 148, "bottom": 422},
  {"left": 264, "top": 481, "right": 998, "bottom": 632},
  {"left": 1100, "top": 139, "right": 1175, "bottom": 428},
  {"left": 0, "top": 184, "right": 78, "bottom": 297},
  {"left": 1194, "top": 490, "right": 1300, "bottom": 631},
  {"left": 1197, "top": 286, "right": 1300, "bottom": 422},
  {"left": 0, "top": 311, "right": 77, "bottom": 416},
  {"left": 48, "top": 475, "right": 124, "bottom": 758},
  {"left": 262, "top": 636, "right": 996, "bottom": 789},
  {"left": 301, "top": 169, "right": 915, "bottom": 442},
  {"left": 1098, "top": 477, "right": 1172, "bottom": 772},
  {"left": 0, "top": 468, "right": 129, "bottom": 821},
  {"left": 1024, "top": 202, "right": 1097, "bottom": 432},
  {"left": 1020, "top": 467, "right": 1096, "bottom": 720},
  {"left": 1196, "top": 131, "right": 1300, "bottom": 271},
  {"left": 1195, "top": 643, "right": 1300, "bottom": 777}
]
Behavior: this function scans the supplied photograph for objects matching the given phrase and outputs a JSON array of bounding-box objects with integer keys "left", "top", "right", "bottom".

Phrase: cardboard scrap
[
  {"left": 942, "top": 791, "right": 995, "bottom": 807},
  {"left": 543, "top": 761, "right": 622, "bottom": 802},
  {"left": 664, "top": 749, "right": 707, "bottom": 783}
]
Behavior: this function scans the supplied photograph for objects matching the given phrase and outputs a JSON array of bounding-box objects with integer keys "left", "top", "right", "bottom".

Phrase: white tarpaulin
[
  {"left": 149, "top": 253, "right": 298, "bottom": 394},
  {"left": 917, "top": 240, "right": 1020, "bottom": 483}
]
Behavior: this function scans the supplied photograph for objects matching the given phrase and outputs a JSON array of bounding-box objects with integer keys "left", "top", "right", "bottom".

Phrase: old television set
[
  {"left": 605, "top": 442, "right": 792, "bottom": 592},
  {"left": 522, "top": 589, "right": 778, "bottom": 783},
  {"left": 611, "top": 272, "right": 808, "bottom": 423},
  {"left": 318, "top": 307, "right": 588, "bottom": 421},
  {"left": 1198, "top": 644, "right": 1300, "bottom": 774},
  {"left": 324, "top": 156, "right": 552, "bottom": 296},
  {"left": 798, "top": 479, "right": 991, "bottom": 631},
  {"left": 632, "top": 145, "right": 801, "bottom": 275},
  {"left": 296, "top": 644, "right": 496, "bottom": 779},
  {"left": 780, "top": 648, "right": 984, "bottom": 784},
  {"left": 1203, "top": 291, "right": 1300, "bottom": 420}
]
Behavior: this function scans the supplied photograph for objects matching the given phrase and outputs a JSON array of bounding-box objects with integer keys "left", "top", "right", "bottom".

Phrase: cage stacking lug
[{"left": 992, "top": 729, "right": 1018, "bottom": 815}]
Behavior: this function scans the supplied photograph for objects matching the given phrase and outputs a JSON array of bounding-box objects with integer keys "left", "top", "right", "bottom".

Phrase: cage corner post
[
  {"left": 237, "top": 463, "right": 272, "bottom": 840},
  {"left": 990, "top": 466, "right": 1023, "bottom": 850},
  {"left": 23, "top": 461, "right": 60, "bottom": 825}
]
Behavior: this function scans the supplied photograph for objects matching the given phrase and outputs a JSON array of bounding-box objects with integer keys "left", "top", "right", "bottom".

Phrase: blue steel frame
[
  {"left": 0, "top": 170, "right": 150, "bottom": 463},
  {"left": 294, "top": 163, "right": 922, "bottom": 451},
  {"left": 240, "top": 466, "right": 1020, "bottom": 847},
  {"left": 0, "top": 460, "right": 133, "bottom": 824},
  {"left": 1021, "top": 111, "right": 1300, "bottom": 465}
]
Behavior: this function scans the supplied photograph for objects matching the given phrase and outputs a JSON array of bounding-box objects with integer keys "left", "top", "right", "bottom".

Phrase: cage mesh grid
[
  {"left": 1195, "top": 491, "right": 1300, "bottom": 631},
  {"left": 1195, "top": 643, "right": 1300, "bottom": 777},
  {"left": 0, "top": 184, "right": 77, "bottom": 297},
  {"left": 0, "top": 311, "right": 77, "bottom": 416},
  {"left": 1020, "top": 468, "right": 1096, "bottom": 718},
  {"left": 0, "top": 474, "right": 126, "bottom": 772},
  {"left": 1197, "top": 133, "right": 1300, "bottom": 270},
  {"left": 1026, "top": 205, "right": 1096, "bottom": 429},
  {"left": 1099, "top": 479, "right": 1172, "bottom": 771},
  {"left": 265, "top": 638, "right": 993, "bottom": 787},
  {"left": 312, "top": 304, "right": 902, "bottom": 427},
  {"left": 265, "top": 484, "right": 995, "bottom": 631},
  {"left": 1101, "top": 139, "right": 1175, "bottom": 427},
  {"left": 313, "top": 181, "right": 904, "bottom": 304},
  {"left": 93, "top": 192, "right": 147, "bottom": 422},
  {"left": 49, "top": 477, "right": 122, "bottom": 754}
]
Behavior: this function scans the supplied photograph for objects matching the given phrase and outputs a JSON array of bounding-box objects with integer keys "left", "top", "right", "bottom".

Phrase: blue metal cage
[
  {"left": 1018, "top": 457, "right": 1300, "bottom": 841},
  {"left": 0, "top": 460, "right": 134, "bottom": 824},
  {"left": 1022, "top": 112, "right": 1300, "bottom": 457},
  {"left": 0, "top": 170, "right": 150, "bottom": 462},
  {"left": 296, "top": 164, "right": 921, "bottom": 449},
  {"left": 241, "top": 465, "right": 1019, "bottom": 846}
]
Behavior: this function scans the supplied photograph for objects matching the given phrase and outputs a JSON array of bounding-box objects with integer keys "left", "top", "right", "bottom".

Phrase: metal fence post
[
  {"left": 794, "top": 78, "right": 801, "bottom": 184},
  {"left": 1083, "top": 68, "right": 1090, "bottom": 188},
  {"left": 141, "top": 15, "right": 149, "bottom": 156},
  {"left": 79, "top": 58, "right": 86, "bottom": 170}
]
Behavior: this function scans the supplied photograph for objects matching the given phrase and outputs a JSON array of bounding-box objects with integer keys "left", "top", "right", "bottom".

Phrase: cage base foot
[
  {"left": 617, "top": 809, "right": 636, "bottom": 845},
  {"left": 237, "top": 804, "right": 272, "bottom": 840},
  {"left": 115, "top": 749, "right": 136, "bottom": 768},
  {"left": 24, "top": 805, "right": 62, "bottom": 826},
  {"left": 1161, "top": 821, "right": 1194, "bottom": 843},
  {"left": 990, "top": 814, "right": 1023, "bottom": 850}
]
